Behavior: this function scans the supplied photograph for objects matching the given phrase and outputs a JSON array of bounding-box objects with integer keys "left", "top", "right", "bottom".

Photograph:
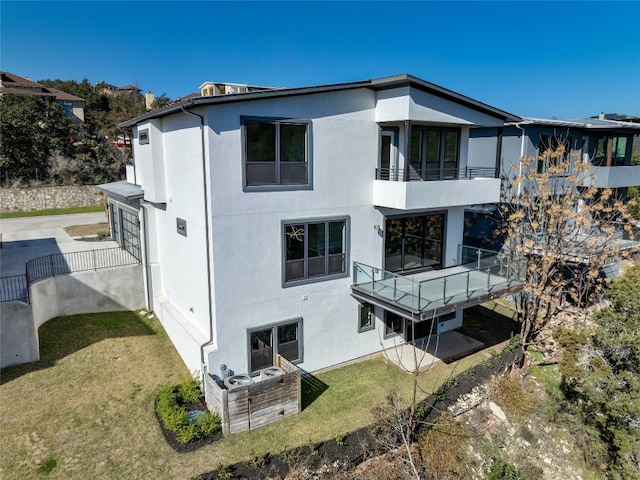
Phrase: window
[
  {"left": 249, "top": 319, "right": 302, "bottom": 373},
  {"left": 409, "top": 127, "right": 460, "bottom": 180},
  {"left": 385, "top": 213, "right": 445, "bottom": 273},
  {"left": 284, "top": 218, "right": 347, "bottom": 284},
  {"left": 593, "top": 135, "right": 629, "bottom": 167},
  {"left": 358, "top": 303, "right": 374, "bottom": 332},
  {"left": 384, "top": 311, "right": 404, "bottom": 338},
  {"left": 139, "top": 129, "right": 149, "bottom": 145},
  {"left": 108, "top": 201, "right": 141, "bottom": 261},
  {"left": 538, "top": 135, "right": 572, "bottom": 173},
  {"left": 244, "top": 119, "right": 310, "bottom": 188}
]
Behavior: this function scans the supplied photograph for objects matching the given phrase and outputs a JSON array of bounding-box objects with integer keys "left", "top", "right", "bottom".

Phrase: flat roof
[
  {"left": 119, "top": 74, "right": 521, "bottom": 128},
  {"left": 96, "top": 180, "right": 143, "bottom": 202}
]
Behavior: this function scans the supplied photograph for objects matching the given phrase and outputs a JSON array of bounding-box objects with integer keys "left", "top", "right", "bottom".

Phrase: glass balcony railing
[{"left": 352, "top": 245, "right": 525, "bottom": 317}]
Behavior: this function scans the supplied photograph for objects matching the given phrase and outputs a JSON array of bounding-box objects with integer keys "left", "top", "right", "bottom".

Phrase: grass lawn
[
  {"left": 0, "top": 311, "right": 499, "bottom": 480},
  {"left": 0, "top": 206, "right": 104, "bottom": 219}
]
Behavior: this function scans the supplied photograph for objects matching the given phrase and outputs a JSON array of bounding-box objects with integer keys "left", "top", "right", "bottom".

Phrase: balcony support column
[{"left": 403, "top": 120, "right": 412, "bottom": 182}]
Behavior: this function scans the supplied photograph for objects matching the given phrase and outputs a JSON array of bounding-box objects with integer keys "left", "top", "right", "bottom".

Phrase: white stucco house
[{"left": 98, "top": 74, "right": 526, "bottom": 379}]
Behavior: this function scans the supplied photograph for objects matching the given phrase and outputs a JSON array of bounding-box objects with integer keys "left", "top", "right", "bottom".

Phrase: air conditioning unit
[
  {"left": 260, "top": 367, "right": 285, "bottom": 380},
  {"left": 224, "top": 374, "right": 254, "bottom": 390}
]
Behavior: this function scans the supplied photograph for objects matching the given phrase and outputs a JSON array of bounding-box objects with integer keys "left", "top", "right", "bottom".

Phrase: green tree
[
  {"left": 558, "top": 265, "right": 640, "bottom": 478},
  {"left": 0, "top": 94, "right": 78, "bottom": 181},
  {"left": 151, "top": 93, "right": 172, "bottom": 110},
  {"left": 627, "top": 148, "right": 640, "bottom": 220}
]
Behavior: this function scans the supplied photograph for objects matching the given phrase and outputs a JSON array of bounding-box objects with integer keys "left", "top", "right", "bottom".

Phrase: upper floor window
[
  {"left": 538, "top": 135, "right": 572, "bottom": 173},
  {"left": 244, "top": 118, "right": 310, "bottom": 188},
  {"left": 283, "top": 218, "right": 347, "bottom": 285},
  {"left": 409, "top": 127, "right": 460, "bottom": 180},
  {"left": 593, "top": 135, "right": 628, "bottom": 167}
]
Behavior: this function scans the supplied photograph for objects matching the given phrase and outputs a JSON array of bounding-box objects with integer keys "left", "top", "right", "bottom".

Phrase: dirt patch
[{"left": 63, "top": 222, "right": 110, "bottom": 238}]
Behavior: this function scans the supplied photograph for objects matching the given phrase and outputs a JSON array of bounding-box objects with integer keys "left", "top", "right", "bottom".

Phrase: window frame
[
  {"left": 384, "top": 311, "right": 405, "bottom": 339},
  {"left": 409, "top": 126, "right": 461, "bottom": 180},
  {"left": 247, "top": 318, "right": 303, "bottom": 373},
  {"left": 282, "top": 216, "right": 349, "bottom": 287},
  {"left": 358, "top": 303, "right": 375, "bottom": 333},
  {"left": 138, "top": 128, "right": 149, "bottom": 145},
  {"left": 537, "top": 135, "right": 573, "bottom": 174},
  {"left": 242, "top": 116, "right": 313, "bottom": 191}
]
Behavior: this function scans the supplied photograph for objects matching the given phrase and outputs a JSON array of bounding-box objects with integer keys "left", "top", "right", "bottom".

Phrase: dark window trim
[
  {"left": 537, "top": 135, "right": 573, "bottom": 174},
  {"left": 139, "top": 128, "right": 149, "bottom": 145},
  {"left": 358, "top": 303, "right": 375, "bottom": 333},
  {"left": 282, "top": 216, "right": 350, "bottom": 287},
  {"left": 409, "top": 125, "right": 462, "bottom": 177},
  {"left": 383, "top": 311, "right": 405, "bottom": 339},
  {"left": 241, "top": 116, "right": 313, "bottom": 191},
  {"left": 247, "top": 317, "right": 303, "bottom": 373}
]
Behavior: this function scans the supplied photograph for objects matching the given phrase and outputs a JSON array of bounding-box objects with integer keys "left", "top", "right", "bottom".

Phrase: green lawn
[
  {"left": 0, "top": 311, "right": 497, "bottom": 480},
  {"left": 0, "top": 205, "right": 104, "bottom": 219}
]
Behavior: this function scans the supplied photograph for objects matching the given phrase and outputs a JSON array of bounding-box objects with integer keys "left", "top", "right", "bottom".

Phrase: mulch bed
[
  {"left": 155, "top": 346, "right": 523, "bottom": 479},
  {"left": 154, "top": 398, "right": 224, "bottom": 453}
]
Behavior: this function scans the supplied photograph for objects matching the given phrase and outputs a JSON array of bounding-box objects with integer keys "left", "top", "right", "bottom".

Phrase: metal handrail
[
  {"left": 0, "top": 274, "right": 28, "bottom": 303},
  {"left": 24, "top": 247, "right": 140, "bottom": 288},
  {"left": 352, "top": 245, "right": 526, "bottom": 312},
  {"left": 375, "top": 166, "right": 498, "bottom": 181}
]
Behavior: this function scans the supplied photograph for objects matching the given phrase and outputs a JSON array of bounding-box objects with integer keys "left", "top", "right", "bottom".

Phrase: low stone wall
[{"left": 0, "top": 186, "right": 106, "bottom": 212}]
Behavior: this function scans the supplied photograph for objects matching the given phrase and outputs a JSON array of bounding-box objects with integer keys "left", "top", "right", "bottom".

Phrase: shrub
[
  {"left": 494, "top": 376, "right": 534, "bottom": 420},
  {"left": 418, "top": 414, "right": 470, "bottom": 479},
  {"left": 155, "top": 379, "right": 221, "bottom": 444},
  {"left": 483, "top": 457, "right": 520, "bottom": 480}
]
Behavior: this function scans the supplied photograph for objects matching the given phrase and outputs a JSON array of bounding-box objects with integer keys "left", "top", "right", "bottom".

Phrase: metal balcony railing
[
  {"left": 375, "top": 167, "right": 498, "bottom": 182},
  {"left": 352, "top": 245, "right": 525, "bottom": 317}
]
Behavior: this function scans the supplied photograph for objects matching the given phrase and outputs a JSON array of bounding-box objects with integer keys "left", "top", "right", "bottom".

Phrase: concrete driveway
[{"left": 0, "top": 213, "right": 119, "bottom": 276}]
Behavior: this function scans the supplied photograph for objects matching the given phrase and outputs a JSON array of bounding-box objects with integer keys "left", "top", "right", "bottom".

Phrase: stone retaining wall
[{"left": 0, "top": 186, "right": 106, "bottom": 212}]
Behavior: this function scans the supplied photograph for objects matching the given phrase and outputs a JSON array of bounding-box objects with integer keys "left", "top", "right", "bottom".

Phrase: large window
[
  {"left": 108, "top": 202, "right": 141, "bottom": 261},
  {"left": 244, "top": 119, "right": 309, "bottom": 188},
  {"left": 593, "top": 135, "right": 629, "bottom": 167},
  {"left": 385, "top": 213, "right": 445, "bottom": 273},
  {"left": 249, "top": 319, "right": 302, "bottom": 373},
  {"left": 538, "top": 135, "right": 572, "bottom": 173},
  {"left": 284, "top": 218, "right": 347, "bottom": 285},
  {"left": 409, "top": 127, "right": 460, "bottom": 180}
]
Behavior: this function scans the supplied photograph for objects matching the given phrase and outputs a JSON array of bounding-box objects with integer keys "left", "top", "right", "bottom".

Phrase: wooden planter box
[{"left": 204, "top": 356, "right": 301, "bottom": 436}]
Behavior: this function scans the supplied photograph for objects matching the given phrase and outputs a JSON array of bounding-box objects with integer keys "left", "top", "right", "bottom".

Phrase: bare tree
[{"left": 500, "top": 136, "right": 637, "bottom": 353}]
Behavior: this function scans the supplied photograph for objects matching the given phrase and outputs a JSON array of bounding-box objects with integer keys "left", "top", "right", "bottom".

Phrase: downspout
[
  {"left": 514, "top": 123, "right": 526, "bottom": 197},
  {"left": 180, "top": 106, "right": 215, "bottom": 382}
]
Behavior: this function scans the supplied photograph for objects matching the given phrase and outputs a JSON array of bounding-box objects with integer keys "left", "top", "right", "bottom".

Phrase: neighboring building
[
  {"left": 465, "top": 116, "right": 640, "bottom": 254},
  {"left": 0, "top": 71, "right": 85, "bottom": 121},
  {"left": 199, "top": 81, "right": 278, "bottom": 97},
  {"left": 100, "top": 74, "right": 526, "bottom": 377}
]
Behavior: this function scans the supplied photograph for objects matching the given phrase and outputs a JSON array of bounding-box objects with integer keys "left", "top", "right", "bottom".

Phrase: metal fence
[
  {"left": 0, "top": 247, "right": 139, "bottom": 303},
  {"left": 0, "top": 275, "right": 29, "bottom": 303}
]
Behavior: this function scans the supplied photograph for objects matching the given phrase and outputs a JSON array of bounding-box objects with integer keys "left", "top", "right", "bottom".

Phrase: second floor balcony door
[{"left": 380, "top": 130, "right": 398, "bottom": 180}]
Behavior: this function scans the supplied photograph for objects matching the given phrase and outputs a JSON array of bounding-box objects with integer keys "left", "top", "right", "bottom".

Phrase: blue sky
[{"left": 2, "top": 1, "right": 639, "bottom": 119}]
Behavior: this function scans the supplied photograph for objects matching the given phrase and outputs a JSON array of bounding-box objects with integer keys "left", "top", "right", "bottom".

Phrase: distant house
[
  {"left": 199, "top": 81, "right": 277, "bottom": 97},
  {"left": 0, "top": 71, "right": 85, "bottom": 121}
]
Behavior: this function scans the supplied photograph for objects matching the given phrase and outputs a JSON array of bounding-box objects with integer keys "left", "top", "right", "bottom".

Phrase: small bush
[
  {"left": 177, "top": 378, "right": 202, "bottom": 404},
  {"left": 483, "top": 457, "right": 520, "bottom": 479},
  {"left": 418, "top": 414, "right": 470, "bottom": 479},
  {"left": 494, "top": 376, "right": 534, "bottom": 419},
  {"left": 155, "top": 379, "right": 221, "bottom": 444}
]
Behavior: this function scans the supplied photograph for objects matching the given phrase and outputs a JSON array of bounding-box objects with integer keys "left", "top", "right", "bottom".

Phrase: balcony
[
  {"left": 351, "top": 246, "right": 525, "bottom": 321},
  {"left": 373, "top": 167, "right": 501, "bottom": 210},
  {"left": 582, "top": 158, "right": 640, "bottom": 188}
]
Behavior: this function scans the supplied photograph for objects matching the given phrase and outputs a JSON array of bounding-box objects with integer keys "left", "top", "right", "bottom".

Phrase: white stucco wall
[{"left": 133, "top": 85, "right": 512, "bottom": 375}]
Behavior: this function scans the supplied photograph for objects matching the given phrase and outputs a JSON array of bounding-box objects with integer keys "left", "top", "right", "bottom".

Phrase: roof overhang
[
  {"left": 97, "top": 180, "right": 143, "bottom": 204},
  {"left": 119, "top": 74, "right": 521, "bottom": 128}
]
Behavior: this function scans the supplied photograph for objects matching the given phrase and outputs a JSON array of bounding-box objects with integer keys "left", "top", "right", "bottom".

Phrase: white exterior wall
[{"left": 130, "top": 84, "right": 511, "bottom": 375}]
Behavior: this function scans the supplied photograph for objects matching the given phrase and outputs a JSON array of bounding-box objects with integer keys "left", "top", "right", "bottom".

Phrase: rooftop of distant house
[{"left": 0, "top": 71, "right": 84, "bottom": 102}]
